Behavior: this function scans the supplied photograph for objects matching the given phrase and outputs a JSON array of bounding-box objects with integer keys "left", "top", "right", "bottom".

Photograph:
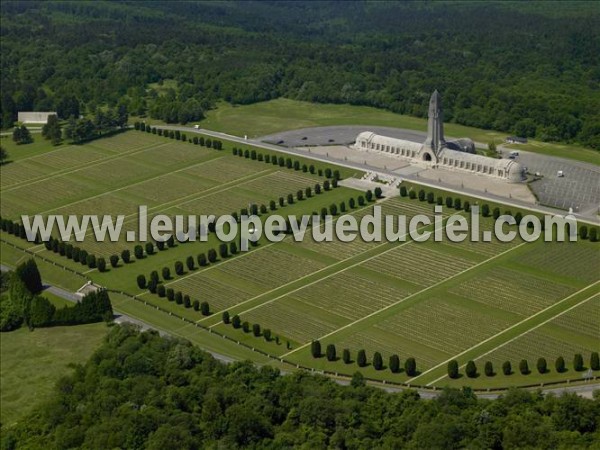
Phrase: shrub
[
  {"left": 86, "top": 254, "right": 96, "bottom": 269},
  {"left": 186, "top": 256, "right": 195, "bottom": 271},
  {"left": 503, "top": 361, "right": 512, "bottom": 375},
  {"left": 365, "top": 190, "right": 373, "bottom": 201},
  {"left": 349, "top": 198, "right": 356, "bottom": 209},
  {"left": 263, "top": 329, "right": 271, "bottom": 341},
  {"left": 389, "top": 354, "right": 400, "bottom": 373},
  {"left": 252, "top": 323, "right": 261, "bottom": 337},
  {"left": 147, "top": 279, "right": 157, "bottom": 294},
  {"left": 448, "top": 360, "right": 459, "bottom": 379},
  {"left": 314, "top": 183, "right": 321, "bottom": 194},
  {"left": 400, "top": 186, "right": 407, "bottom": 197},
  {"left": 405, "top": 357, "right": 417, "bottom": 376},
  {"left": 175, "top": 292, "right": 183, "bottom": 305},
  {"left": 219, "top": 243, "right": 228, "bottom": 258},
  {"left": 493, "top": 207, "right": 501, "bottom": 220},
  {"left": 157, "top": 285, "right": 166, "bottom": 298},
  {"left": 183, "top": 295, "right": 191, "bottom": 308},
  {"left": 136, "top": 274, "right": 147, "bottom": 289},
  {"left": 409, "top": 190, "right": 416, "bottom": 200},
  {"left": 454, "top": 198, "right": 462, "bottom": 210},
  {"left": 482, "top": 204, "right": 490, "bottom": 217},
  {"left": 484, "top": 361, "right": 494, "bottom": 377},
  {"left": 591, "top": 352, "right": 599, "bottom": 371},
  {"left": 373, "top": 352, "right": 383, "bottom": 370},
  {"left": 589, "top": 228, "right": 598, "bottom": 242},
  {"left": 279, "top": 196, "right": 285, "bottom": 207},
  {"left": 358, "top": 195, "right": 365, "bottom": 206},
  {"left": 311, "top": 340, "right": 322, "bottom": 358},
  {"left": 418, "top": 189, "right": 425, "bottom": 201},
  {"left": 326, "top": 344, "right": 336, "bottom": 361},
  {"left": 109, "top": 254, "right": 119, "bottom": 268},
  {"left": 242, "top": 321, "right": 250, "bottom": 332},
  {"left": 134, "top": 245, "right": 144, "bottom": 259},
  {"left": 445, "top": 196, "right": 453, "bottom": 208},
  {"left": 145, "top": 242, "right": 154, "bottom": 256},
  {"left": 537, "top": 357, "right": 547, "bottom": 374},
  {"left": 197, "top": 253, "right": 207, "bottom": 267},
  {"left": 121, "top": 249, "right": 131, "bottom": 264},
  {"left": 79, "top": 250, "right": 88, "bottom": 266},
  {"left": 342, "top": 349, "right": 351, "bottom": 364},
  {"left": 162, "top": 267, "right": 171, "bottom": 280},
  {"left": 374, "top": 187, "right": 383, "bottom": 198},
  {"left": 222, "top": 311, "right": 230, "bottom": 324},
  {"left": 573, "top": 353, "right": 584, "bottom": 371},
  {"left": 519, "top": 359, "right": 529, "bottom": 375},
  {"left": 463, "top": 200, "right": 471, "bottom": 212},
  {"left": 579, "top": 225, "right": 588, "bottom": 239},
  {"left": 232, "top": 315, "right": 241, "bottom": 329},
  {"left": 207, "top": 249, "right": 217, "bottom": 263},
  {"left": 357, "top": 349, "right": 367, "bottom": 367},
  {"left": 200, "top": 301, "right": 210, "bottom": 316},
  {"left": 192, "top": 300, "right": 199, "bottom": 311},
  {"left": 97, "top": 257, "right": 107, "bottom": 272},
  {"left": 555, "top": 356, "right": 566, "bottom": 373},
  {"left": 166, "top": 288, "right": 174, "bottom": 301},
  {"left": 427, "top": 192, "right": 434, "bottom": 204},
  {"left": 466, "top": 360, "right": 477, "bottom": 378}
]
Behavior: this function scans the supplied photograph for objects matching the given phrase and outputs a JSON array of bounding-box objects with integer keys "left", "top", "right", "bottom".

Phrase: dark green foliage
[
  {"left": 590, "top": 228, "right": 598, "bottom": 242},
  {"left": 314, "top": 183, "right": 321, "bottom": 194},
  {"left": 134, "top": 245, "right": 144, "bottom": 260},
  {"left": 481, "top": 204, "right": 490, "bottom": 217},
  {"left": 372, "top": 352, "right": 383, "bottom": 370},
  {"left": 537, "top": 357, "right": 547, "bottom": 374},
  {"left": 263, "top": 329, "right": 271, "bottom": 341},
  {"left": 519, "top": 359, "right": 529, "bottom": 375},
  {"left": 399, "top": 186, "right": 407, "bottom": 197},
  {"left": 287, "top": 193, "right": 294, "bottom": 204},
  {"left": 329, "top": 203, "right": 337, "bottom": 215},
  {"left": 427, "top": 192, "right": 434, "bottom": 204},
  {"left": 448, "top": 360, "right": 459, "bottom": 379},
  {"left": 242, "top": 321, "right": 250, "bottom": 332},
  {"left": 219, "top": 243, "right": 228, "bottom": 258},
  {"left": 197, "top": 253, "right": 207, "bottom": 267},
  {"left": 162, "top": 267, "right": 171, "bottom": 280},
  {"left": 183, "top": 295, "right": 191, "bottom": 308},
  {"left": 174, "top": 261, "right": 184, "bottom": 275},
  {"left": 200, "top": 301, "right": 210, "bottom": 316},
  {"left": 573, "top": 353, "right": 584, "bottom": 371},
  {"left": 466, "top": 360, "right": 477, "bottom": 378},
  {"left": 109, "top": 254, "right": 119, "bottom": 268},
  {"left": 166, "top": 288, "right": 174, "bottom": 301},
  {"left": 463, "top": 200, "right": 470, "bottom": 212},
  {"left": 349, "top": 197, "right": 356, "bottom": 208},
  {"left": 192, "top": 299, "right": 199, "bottom": 310},
  {"left": 147, "top": 279, "right": 157, "bottom": 294},
  {"left": 445, "top": 196, "right": 453, "bottom": 208},
  {"left": 311, "top": 340, "right": 321, "bottom": 358},
  {"left": 86, "top": 254, "right": 96, "bottom": 269},
  {"left": 175, "top": 291, "right": 183, "bottom": 305},
  {"left": 252, "top": 323, "right": 261, "bottom": 337},
  {"left": 186, "top": 255, "right": 195, "bottom": 271},
  {"left": 79, "top": 250, "right": 88, "bottom": 266},
  {"left": 503, "top": 361, "right": 512, "bottom": 375},
  {"left": 437, "top": 196, "right": 443, "bottom": 206},
  {"left": 150, "top": 270, "right": 159, "bottom": 284},
  {"left": 405, "top": 357, "right": 417, "bottom": 376},
  {"left": 358, "top": 195, "right": 365, "bottom": 206},
  {"left": 157, "top": 285, "right": 166, "bottom": 298},
  {"left": 121, "top": 249, "right": 130, "bottom": 264},
  {"left": 343, "top": 348, "right": 351, "bottom": 364},
  {"left": 484, "top": 361, "right": 494, "bottom": 377},
  {"left": 297, "top": 189, "right": 303, "bottom": 201},
  {"left": 409, "top": 190, "right": 416, "bottom": 200},
  {"left": 323, "top": 180, "right": 330, "bottom": 191},
  {"left": 418, "top": 189, "right": 425, "bottom": 201},
  {"left": 145, "top": 242, "right": 154, "bottom": 256},
  {"left": 389, "top": 354, "right": 400, "bottom": 373},
  {"left": 590, "top": 352, "right": 599, "bottom": 370},
  {"left": 555, "top": 356, "right": 566, "bottom": 373},
  {"left": 52, "top": 289, "right": 113, "bottom": 326},
  {"left": 365, "top": 190, "right": 373, "bottom": 201},
  {"left": 453, "top": 197, "right": 462, "bottom": 210},
  {"left": 97, "top": 257, "right": 106, "bottom": 272},
  {"left": 28, "top": 296, "right": 56, "bottom": 327},
  {"left": 579, "top": 225, "right": 588, "bottom": 239},
  {"left": 326, "top": 344, "right": 336, "bottom": 361},
  {"left": 232, "top": 315, "right": 241, "bottom": 329},
  {"left": 15, "top": 259, "right": 43, "bottom": 294},
  {"left": 357, "top": 349, "right": 367, "bottom": 367},
  {"left": 493, "top": 207, "right": 501, "bottom": 220}
]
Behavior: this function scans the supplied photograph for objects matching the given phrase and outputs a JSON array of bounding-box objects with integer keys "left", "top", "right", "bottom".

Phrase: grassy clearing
[{"left": 0, "top": 323, "right": 108, "bottom": 426}]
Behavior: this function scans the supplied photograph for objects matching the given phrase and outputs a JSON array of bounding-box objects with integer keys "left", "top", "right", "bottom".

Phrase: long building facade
[{"left": 354, "top": 91, "right": 526, "bottom": 182}]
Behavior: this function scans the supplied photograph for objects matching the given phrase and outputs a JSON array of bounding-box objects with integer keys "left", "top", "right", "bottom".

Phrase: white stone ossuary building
[{"left": 354, "top": 91, "right": 526, "bottom": 182}]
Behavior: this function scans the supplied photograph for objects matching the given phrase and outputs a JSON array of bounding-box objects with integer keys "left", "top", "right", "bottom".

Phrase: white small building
[{"left": 17, "top": 111, "right": 57, "bottom": 125}]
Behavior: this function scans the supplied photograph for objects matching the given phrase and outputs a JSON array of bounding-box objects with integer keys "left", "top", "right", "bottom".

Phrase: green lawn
[{"left": 0, "top": 323, "right": 108, "bottom": 426}]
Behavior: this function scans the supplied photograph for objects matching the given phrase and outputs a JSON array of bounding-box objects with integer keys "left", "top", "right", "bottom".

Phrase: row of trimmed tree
[
  {"left": 448, "top": 352, "right": 599, "bottom": 379},
  {"left": 232, "top": 146, "right": 341, "bottom": 180},
  {"left": 310, "top": 341, "right": 418, "bottom": 375},
  {"left": 134, "top": 122, "right": 224, "bottom": 149}
]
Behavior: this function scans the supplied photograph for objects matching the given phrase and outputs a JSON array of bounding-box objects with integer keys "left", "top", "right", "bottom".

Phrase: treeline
[
  {"left": 448, "top": 354, "right": 600, "bottom": 380},
  {"left": 134, "top": 122, "right": 223, "bottom": 149},
  {"left": 0, "top": 259, "right": 113, "bottom": 331},
  {"left": 63, "top": 105, "right": 128, "bottom": 143},
  {"left": 399, "top": 185, "right": 600, "bottom": 241},
  {"left": 3, "top": 324, "right": 598, "bottom": 449},
  {"left": 1, "top": 2, "right": 598, "bottom": 148}
]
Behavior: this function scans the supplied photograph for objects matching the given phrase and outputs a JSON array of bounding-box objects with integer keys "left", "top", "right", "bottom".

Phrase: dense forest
[
  {"left": 1, "top": 1, "right": 599, "bottom": 149},
  {"left": 1, "top": 324, "right": 598, "bottom": 449}
]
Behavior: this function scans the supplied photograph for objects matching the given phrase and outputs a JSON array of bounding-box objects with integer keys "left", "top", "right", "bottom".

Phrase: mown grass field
[
  {"left": 1, "top": 130, "right": 598, "bottom": 392},
  {"left": 0, "top": 322, "right": 109, "bottom": 426},
  {"left": 181, "top": 99, "right": 600, "bottom": 165}
]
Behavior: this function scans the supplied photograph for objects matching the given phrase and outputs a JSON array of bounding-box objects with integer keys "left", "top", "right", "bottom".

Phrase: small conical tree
[
  {"left": 519, "top": 359, "right": 529, "bottom": 375},
  {"left": 326, "top": 344, "right": 336, "bottom": 362},
  {"left": 573, "top": 353, "right": 584, "bottom": 371},
  {"left": 537, "top": 357, "right": 547, "bottom": 374},
  {"left": 405, "top": 357, "right": 417, "bottom": 376},
  {"left": 590, "top": 352, "right": 599, "bottom": 371},
  {"left": 448, "top": 360, "right": 459, "bottom": 379},
  {"left": 311, "top": 340, "right": 322, "bottom": 358},
  {"left": 484, "top": 361, "right": 494, "bottom": 377},
  {"left": 342, "top": 349, "right": 351, "bottom": 364},
  {"left": 465, "top": 360, "right": 477, "bottom": 378},
  {"left": 357, "top": 349, "right": 367, "bottom": 367},
  {"left": 555, "top": 356, "right": 566, "bottom": 373},
  {"left": 389, "top": 354, "right": 400, "bottom": 373},
  {"left": 502, "top": 361, "right": 512, "bottom": 375},
  {"left": 222, "top": 311, "right": 230, "bottom": 324},
  {"left": 232, "top": 315, "right": 241, "bottom": 329},
  {"left": 373, "top": 352, "right": 383, "bottom": 370}
]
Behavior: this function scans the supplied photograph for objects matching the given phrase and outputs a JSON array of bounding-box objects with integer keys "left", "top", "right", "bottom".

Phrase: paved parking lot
[{"left": 260, "top": 126, "right": 600, "bottom": 215}]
